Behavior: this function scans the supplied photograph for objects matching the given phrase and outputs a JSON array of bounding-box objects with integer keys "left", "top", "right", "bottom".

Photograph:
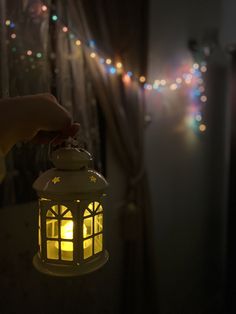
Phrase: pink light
[
  {"left": 62, "top": 26, "right": 68, "bottom": 33},
  {"left": 27, "top": 50, "right": 32, "bottom": 56},
  {"left": 41, "top": 5, "right": 48, "bottom": 12}
]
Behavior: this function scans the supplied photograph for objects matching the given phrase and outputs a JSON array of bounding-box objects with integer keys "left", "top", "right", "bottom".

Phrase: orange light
[
  {"left": 123, "top": 74, "right": 131, "bottom": 84},
  {"left": 139, "top": 76, "right": 146, "bottom": 83},
  {"left": 199, "top": 124, "right": 206, "bottom": 132}
]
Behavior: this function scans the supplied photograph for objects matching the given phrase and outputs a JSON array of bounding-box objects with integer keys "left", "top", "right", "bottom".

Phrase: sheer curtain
[{"left": 64, "top": 1, "right": 154, "bottom": 312}]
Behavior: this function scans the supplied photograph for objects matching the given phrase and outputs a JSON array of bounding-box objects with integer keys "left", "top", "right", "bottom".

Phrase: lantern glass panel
[
  {"left": 83, "top": 239, "right": 93, "bottom": 259},
  {"left": 46, "top": 219, "right": 58, "bottom": 238},
  {"left": 61, "top": 242, "right": 73, "bottom": 260},
  {"left": 84, "top": 209, "right": 91, "bottom": 217},
  {"left": 94, "top": 234, "right": 103, "bottom": 254},
  {"left": 61, "top": 220, "right": 73, "bottom": 239},
  {"left": 51, "top": 205, "right": 59, "bottom": 215},
  {"left": 47, "top": 240, "right": 59, "bottom": 259},
  {"left": 94, "top": 214, "right": 103, "bottom": 233},
  {"left": 83, "top": 218, "right": 93, "bottom": 238}
]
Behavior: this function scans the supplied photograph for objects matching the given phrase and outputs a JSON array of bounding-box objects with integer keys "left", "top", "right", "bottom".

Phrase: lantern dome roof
[{"left": 33, "top": 147, "right": 108, "bottom": 200}]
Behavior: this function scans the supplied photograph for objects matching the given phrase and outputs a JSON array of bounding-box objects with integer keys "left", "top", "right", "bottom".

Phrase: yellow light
[
  {"left": 160, "top": 79, "right": 166, "bottom": 86},
  {"left": 106, "top": 58, "right": 112, "bottom": 65},
  {"left": 200, "top": 95, "right": 207, "bottom": 102},
  {"left": 170, "top": 83, "right": 178, "bottom": 90},
  {"left": 75, "top": 40, "right": 81, "bottom": 46},
  {"left": 62, "top": 26, "right": 68, "bottom": 33},
  {"left": 199, "top": 124, "right": 206, "bottom": 132},
  {"left": 200, "top": 65, "right": 207, "bottom": 73},
  {"left": 59, "top": 221, "right": 73, "bottom": 251},
  {"left": 176, "top": 77, "right": 182, "bottom": 84},
  {"left": 193, "top": 63, "right": 199, "bottom": 69},
  {"left": 5, "top": 20, "right": 11, "bottom": 26},
  {"left": 139, "top": 76, "right": 146, "bottom": 83},
  {"left": 90, "top": 52, "right": 96, "bottom": 58},
  {"left": 41, "top": 5, "right": 48, "bottom": 12},
  {"left": 116, "top": 62, "right": 123, "bottom": 69}
]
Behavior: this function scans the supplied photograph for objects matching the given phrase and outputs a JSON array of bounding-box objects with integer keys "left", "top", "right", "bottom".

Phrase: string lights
[{"left": 4, "top": 3, "right": 208, "bottom": 134}]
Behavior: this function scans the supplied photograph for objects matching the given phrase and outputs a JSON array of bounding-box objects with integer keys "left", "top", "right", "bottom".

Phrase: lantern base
[{"left": 33, "top": 251, "right": 109, "bottom": 277}]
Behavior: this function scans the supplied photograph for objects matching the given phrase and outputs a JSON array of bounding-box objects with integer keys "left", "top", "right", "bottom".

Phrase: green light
[
  {"left": 51, "top": 15, "right": 58, "bottom": 21},
  {"left": 36, "top": 52, "right": 43, "bottom": 58}
]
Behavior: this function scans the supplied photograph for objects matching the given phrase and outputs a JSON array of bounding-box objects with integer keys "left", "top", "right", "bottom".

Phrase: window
[
  {"left": 83, "top": 202, "right": 103, "bottom": 259},
  {"left": 46, "top": 205, "right": 73, "bottom": 261}
]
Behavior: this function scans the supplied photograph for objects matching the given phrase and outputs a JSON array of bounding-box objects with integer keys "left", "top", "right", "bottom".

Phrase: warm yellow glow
[
  {"left": 90, "top": 52, "right": 96, "bottom": 58},
  {"left": 199, "top": 124, "right": 206, "bottom": 132},
  {"left": 139, "top": 76, "right": 146, "bottom": 83},
  {"left": 116, "top": 62, "right": 123, "bottom": 69},
  {"left": 106, "top": 58, "right": 112, "bottom": 65},
  {"left": 170, "top": 83, "right": 178, "bottom": 90},
  {"left": 176, "top": 77, "right": 182, "bottom": 84},
  {"left": 75, "top": 40, "right": 81, "bottom": 46},
  {"left": 5, "top": 20, "right": 11, "bottom": 26},
  {"left": 59, "top": 221, "right": 73, "bottom": 251},
  {"left": 193, "top": 63, "right": 199, "bottom": 69},
  {"left": 160, "top": 79, "right": 166, "bottom": 86}
]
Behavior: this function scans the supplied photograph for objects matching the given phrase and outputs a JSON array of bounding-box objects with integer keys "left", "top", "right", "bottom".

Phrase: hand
[{"left": 0, "top": 93, "right": 79, "bottom": 154}]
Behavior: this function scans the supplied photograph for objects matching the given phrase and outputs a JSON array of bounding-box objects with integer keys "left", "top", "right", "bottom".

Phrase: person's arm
[{"left": 0, "top": 93, "right": 73, "bottom": 154}]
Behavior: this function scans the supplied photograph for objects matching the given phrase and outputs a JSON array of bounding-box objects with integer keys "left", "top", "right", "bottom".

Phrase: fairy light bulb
[
  {"left": 200, "top": 95, "right": 207, "bottom": 102},
  {"left": 52, "top": 15, "right": 58, "bottom": 22},
  {"left": 170, "top": 83, "right": 178, "bottom": 90},
  {"left": 11, "top": 33, "right": 16, "bottom": 39},
  {"left": 196, "top": 114, "right": 202, "bottom": 121},
  {"left": 199, "top": 124, "right": 206, "bottom": 132},
  {"left": 106, "top": 58, "right": 112, "bottom": 65},
  {"left": 123, "top": 74, "right": 131, "bottom": 84},
  {"left": 41, "top": 5, "right": 48, "bottom": 12},
  {"left": 193, "top": 63, "right": 199, "bottom": 70},
  {"left": 62, "top": 26, "right": 68, "bottom": 33},
  {"left": 176, "top": 77, "right": 182, "bottom": 84},
  {"left": 139, "top": 76, "right": 146, "bottom": 83},
  {"left": 90, "top": 52, "right": 96, "bottom": 58},
  {"left": 200, "top": 66, "right": 207, "bottom": 73},
  {"left": 75, "top": 40, "right": 81, "bottom": 46},
  {"left": 5, "top": 20, "right": 11, "bottom": 26},
  {"left": 27, "top": 50, "right": 33, "bottom": 56},
  {"left": 160, "top": 79, "right": 166, "bottom": 86},
  {"left": 116, "top": 62, "right": 123, "bottom": 69}
]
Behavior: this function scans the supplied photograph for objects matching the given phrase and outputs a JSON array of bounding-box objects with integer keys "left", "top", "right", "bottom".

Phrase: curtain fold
[{"left": 69, "top": 1, "right": 154, "bottom": 312}]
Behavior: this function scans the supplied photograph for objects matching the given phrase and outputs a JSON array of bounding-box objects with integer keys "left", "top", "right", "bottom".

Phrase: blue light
[
  {"left": 89, "top": 40, "right": 96, "bottom": 48},
  {"left": 10, "top": 22, "right": 15, "bottom": 29},
  {"left": 51, "top": 15, "right": 58, "bottom": 21},
  {"left": 99, "top": 58, "right": 105, "bottom": 64},
  {"left": 127, "top": 71, "right": 133, "bottom": 77},
  {"left": 109, "top": 67, "right": 116, "bottom": 74}
]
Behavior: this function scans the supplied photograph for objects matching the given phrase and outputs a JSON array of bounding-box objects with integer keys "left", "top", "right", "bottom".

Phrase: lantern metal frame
[{"left": 33, "top": 145, "right": 109, "bottom": 276}]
